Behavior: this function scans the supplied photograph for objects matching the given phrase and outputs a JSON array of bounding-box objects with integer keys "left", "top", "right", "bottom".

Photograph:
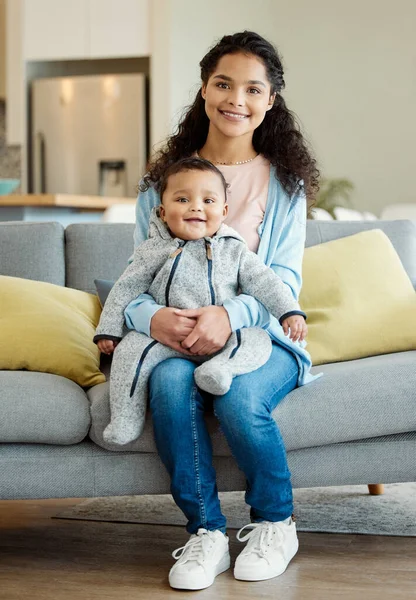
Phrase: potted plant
[{"left": 310, "top": 178, "right": 354, "bottom": 219}]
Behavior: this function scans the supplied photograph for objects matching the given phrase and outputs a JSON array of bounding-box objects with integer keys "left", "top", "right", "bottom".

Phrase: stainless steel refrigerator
[{"left": 31, "top": 73, "right": 147, "bottom": 196}]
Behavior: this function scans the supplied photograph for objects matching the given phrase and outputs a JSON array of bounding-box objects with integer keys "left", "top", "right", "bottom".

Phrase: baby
[{"left": 94, "top": 157, "right": 307, "bottom": 445}]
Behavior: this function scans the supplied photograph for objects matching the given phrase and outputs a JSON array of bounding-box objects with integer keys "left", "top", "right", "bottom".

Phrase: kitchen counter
[
  {"left": 0, "top": 194, "right": 136, "bottom": 226},
  {"left": 0, "top": 194, "right": 136, "bottom": 209}
]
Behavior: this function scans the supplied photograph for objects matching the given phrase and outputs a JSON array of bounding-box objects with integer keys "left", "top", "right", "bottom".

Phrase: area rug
[{"left": 54, "top": 483, "right": 416, "bottom": 536}]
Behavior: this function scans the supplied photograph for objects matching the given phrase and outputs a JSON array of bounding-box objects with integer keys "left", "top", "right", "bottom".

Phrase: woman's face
[{"left": 201, "top": 52, "right": 275, "bottom": 140}]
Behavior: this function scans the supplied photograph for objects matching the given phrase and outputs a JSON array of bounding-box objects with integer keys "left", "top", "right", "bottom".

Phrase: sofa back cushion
[
  {"left": 64, "top": 219, "right": 416, "bottom": 293},
  {"left": 0, "top": 221, "right": 65, "bottom": 285},
  {"left": 65, "top": 223, "right": 134, "bottom": 293}
]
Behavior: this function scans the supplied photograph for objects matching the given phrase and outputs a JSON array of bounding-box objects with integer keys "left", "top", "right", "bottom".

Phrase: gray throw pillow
[{"left": 94, "top": 279, "right": 115, "bottom": 307}]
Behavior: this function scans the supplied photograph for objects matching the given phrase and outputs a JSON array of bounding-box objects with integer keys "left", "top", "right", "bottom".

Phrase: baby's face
[{"left": 159, "top": 169, "right": 228, "bottom": 240}]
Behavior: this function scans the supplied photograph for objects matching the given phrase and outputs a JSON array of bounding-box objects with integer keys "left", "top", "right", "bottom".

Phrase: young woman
[{"left": 124, "top": 30, "right": 319, "bottom": 590}]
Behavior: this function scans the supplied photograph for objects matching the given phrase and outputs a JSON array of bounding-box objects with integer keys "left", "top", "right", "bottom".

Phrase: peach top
[{"left": 217, "top": 153, "right": 270, "bottom": 253}]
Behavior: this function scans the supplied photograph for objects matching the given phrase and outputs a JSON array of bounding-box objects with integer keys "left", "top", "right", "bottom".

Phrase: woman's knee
[
  {"left": 149, "top": 357, "right": 196, "bottom": 412},
  {"left": 214, "top": 382, "right": 260, "bottom": 431},
  {"left": 214, "top": 347, "right": 298, "bottom": 426}
]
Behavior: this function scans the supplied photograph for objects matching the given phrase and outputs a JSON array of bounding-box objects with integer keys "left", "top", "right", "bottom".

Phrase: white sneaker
[
  {"left": 234, "top": 519, "right": 299, "bottom": 581},
  {"left": 169, "top": 528, "right": 230, "bottom": 590}
]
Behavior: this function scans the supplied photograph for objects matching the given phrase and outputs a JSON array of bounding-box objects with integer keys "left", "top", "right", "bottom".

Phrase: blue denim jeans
[{"left": 149, "top": 341, "right": 299, "bottom": 534}]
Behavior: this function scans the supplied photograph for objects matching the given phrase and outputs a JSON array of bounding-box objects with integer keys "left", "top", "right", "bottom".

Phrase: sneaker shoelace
[
  {"left": 172, "top": 528, "right": 219, "bottom": 566},
  {"left": 236, "top": 521, "right": 286, "bottom": 565}
]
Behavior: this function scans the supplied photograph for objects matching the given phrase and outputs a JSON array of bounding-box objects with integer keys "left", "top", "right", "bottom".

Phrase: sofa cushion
[
  {"left": 299, "top": 229, "right": 416, "bottom": 365},
  {"left": 88, "top": 351, "right": 416, "bottom": 455},
  {"left": 0, "top": 371, "right": 91, "bottom": 444},
  {"left": 277, "top": 351, "right": 416, "bottom": 451},
  {"left": 65, "top": 224, "right": 134, "bottom": 293},
  {"left": 0, "top": 221, "right": 65, "bottom": 285},
  {"left": 0, "top": 275, "right": 105, "bottom": 387},
  {"left": 305, "top": 219, "right": 416, "bottom": 288}
]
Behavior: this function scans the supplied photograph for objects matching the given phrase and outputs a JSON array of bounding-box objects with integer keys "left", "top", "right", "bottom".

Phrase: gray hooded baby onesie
[{"left": 94, "top": 207, "right": 305, "bottom": 445}]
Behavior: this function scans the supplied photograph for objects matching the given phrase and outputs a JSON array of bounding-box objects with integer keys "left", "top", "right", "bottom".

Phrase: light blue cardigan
[{"left": 125, "top": 166, "right": 317, "bottom": 386}]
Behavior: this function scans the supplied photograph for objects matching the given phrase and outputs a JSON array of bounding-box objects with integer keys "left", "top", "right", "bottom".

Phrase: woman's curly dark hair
[{"left": 141, "top": 31, "right": 319, "bottom": 202}]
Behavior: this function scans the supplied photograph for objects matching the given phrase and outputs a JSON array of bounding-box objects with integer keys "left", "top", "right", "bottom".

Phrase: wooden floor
[{"left": 1, "top": 498, "right": 416, "bottom": 600}]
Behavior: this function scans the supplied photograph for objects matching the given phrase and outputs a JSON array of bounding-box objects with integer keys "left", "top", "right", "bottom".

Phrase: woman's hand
[
  {"left": 281, "top": 315, "right": 308, "bottom": 343},
  {"left": 150, "top": 307, "right": 197, "bottom": 355},
  {"left": 177, "top": 306, "right": 232, "bottom": 356}
]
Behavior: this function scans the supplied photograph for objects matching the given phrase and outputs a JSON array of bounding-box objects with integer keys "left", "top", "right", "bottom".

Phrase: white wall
[
  {"left": 0, "top": 0, "right": 6, "bottom": 99},
  {"left": 149, "top": 0, "right": 173, "bottom": 153},
  {"left": 151, "top": 0, "right": 416, "bottom": 215}
]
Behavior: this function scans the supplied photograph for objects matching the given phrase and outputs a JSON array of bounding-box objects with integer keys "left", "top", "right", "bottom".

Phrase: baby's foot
[
  {"left": 103, "top": 417, "right": 141, "bottom": 445},
  {"left": 194, "top": 364, "right": 233, "bottom": 396}
]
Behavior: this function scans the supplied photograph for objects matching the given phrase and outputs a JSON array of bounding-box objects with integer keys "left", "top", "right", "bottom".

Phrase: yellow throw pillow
[
  {"left": 299, "top": 229, "right": 416, "bottom": 366},
  {"left": 0, "top": 275, "right": 105, "bottom": 387}
]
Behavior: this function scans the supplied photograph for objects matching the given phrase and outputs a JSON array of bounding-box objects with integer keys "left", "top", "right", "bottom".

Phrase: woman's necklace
[{"left": 199, "top": 152, "right": 259, "bottom": 166}]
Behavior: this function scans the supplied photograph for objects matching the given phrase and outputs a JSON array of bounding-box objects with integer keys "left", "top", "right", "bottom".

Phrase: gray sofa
[{"left": 1, "top": 219, "right": 415, "bottom": 500}]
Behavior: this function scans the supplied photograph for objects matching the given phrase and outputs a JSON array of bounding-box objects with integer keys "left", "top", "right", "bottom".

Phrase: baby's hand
[
  {"left": 97, "top": 339, "right": 119, "bottom": 355},
  {"left": 281, "top": 315, "right": 308, "bottom": 343}
]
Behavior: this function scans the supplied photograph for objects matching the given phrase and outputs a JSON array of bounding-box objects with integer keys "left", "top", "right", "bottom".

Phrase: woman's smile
[{"left": 219, "top": 109, "right": 250, "bottom": 121}]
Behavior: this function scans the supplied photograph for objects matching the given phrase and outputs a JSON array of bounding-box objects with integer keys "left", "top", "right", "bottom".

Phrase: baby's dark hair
[
  {"left": 141, "top": 30, "right": 319, "bottom": 204},
  {"left": 159, "top": 157, "right": 228, "bottom": 201}
]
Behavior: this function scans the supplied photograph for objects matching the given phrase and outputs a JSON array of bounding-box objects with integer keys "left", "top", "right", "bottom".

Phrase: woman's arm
[
  {"left": 133, "top": 184, "right": 160, "bottom": 250},
  {"left": 222, "top": 192, "right": 307, "bottom": 331},
  {"left": 124, "top": 292, "right": 163, "bottom": 336}
]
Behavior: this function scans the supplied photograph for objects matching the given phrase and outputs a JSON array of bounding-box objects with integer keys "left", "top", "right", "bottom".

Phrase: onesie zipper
[
  {"left": 165, "top": 242, "right": 186, "bottom": 307},
  {"left": 205, "top": 240, "right": 216, "bottom": 305},
  {"left": 130, "top": 340, "right": 158, "bottom": 397}
]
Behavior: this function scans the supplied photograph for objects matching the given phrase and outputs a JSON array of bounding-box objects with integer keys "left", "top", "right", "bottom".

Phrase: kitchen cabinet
[
  {"left": 24, "top": 0, "right": 89, "bottom": 61},
  {"left": 89, "top": 0, "right": 149, "bottom": 58},
  {"left": 23, "top": 0, "right": 149, "bottom": 62}
]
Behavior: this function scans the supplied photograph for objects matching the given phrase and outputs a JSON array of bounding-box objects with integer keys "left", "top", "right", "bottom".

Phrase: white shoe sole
[
  {"left": 169, "top": 551, "right": 231, "bottom": 590},
  {"left": 234, "top": 538, "right": 299, "bottom": 581}
]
